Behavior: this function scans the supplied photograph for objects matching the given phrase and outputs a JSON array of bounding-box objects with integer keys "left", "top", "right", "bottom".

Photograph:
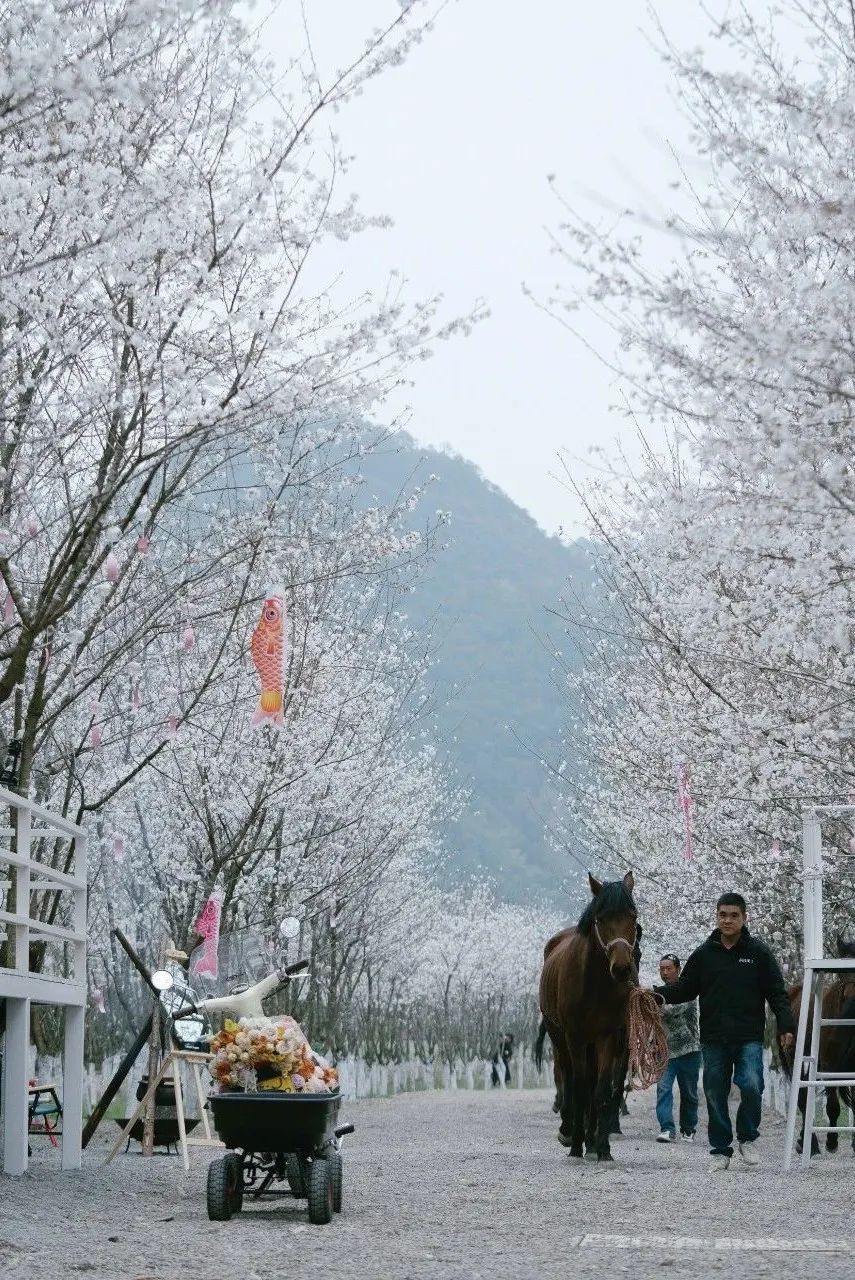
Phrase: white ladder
[
  {"left": 782, "top": 957, "right": 855, "bottom": 1169},
  {"left": 783, "top": 808, "right": 855, "bottom": 1170}
]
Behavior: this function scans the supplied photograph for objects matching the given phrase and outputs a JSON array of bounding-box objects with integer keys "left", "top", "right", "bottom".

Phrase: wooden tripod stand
[{"left": 105, "top": 1049, "right": 222, "bottom": 1172}]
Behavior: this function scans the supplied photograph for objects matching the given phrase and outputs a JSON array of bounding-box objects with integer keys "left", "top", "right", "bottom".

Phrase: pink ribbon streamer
[
  {"left": 104, "top": 551, "right": 120, "bottom": 584},
  {"left": 191, "top": 892, "right": 223, "bottom": 978},
  {"left": 676, "top": 762, "right": 694, "bottom": 862}
]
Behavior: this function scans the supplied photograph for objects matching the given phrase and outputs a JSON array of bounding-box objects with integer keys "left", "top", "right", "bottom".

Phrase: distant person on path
[
  {"left": 654, "top": 952, "right": 701, "bottom": 1144},
  {"left": 491, "top": 1032, "right": 514, "bottom": 1086},
  {"left": 655, "top": 892, "right": 795, "bottom": 1171}
]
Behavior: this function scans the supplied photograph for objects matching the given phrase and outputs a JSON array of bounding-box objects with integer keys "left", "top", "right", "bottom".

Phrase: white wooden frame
[
  {"left": 783, "top": 805, "right": 855, "bottom": 1170},
  {"left": 105, "top": 1049, "right": 221, "bottom": 1171},
  {"left": 0, "top": 783, "right": 87, "bottom": 1174}
]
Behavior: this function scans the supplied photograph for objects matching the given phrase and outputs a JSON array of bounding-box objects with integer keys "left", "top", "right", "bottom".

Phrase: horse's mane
[{"left": 577, "top": 879, "right": 636, "bottom": 936}]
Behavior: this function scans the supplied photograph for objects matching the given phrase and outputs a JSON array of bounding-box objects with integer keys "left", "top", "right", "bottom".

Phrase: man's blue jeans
[
  {"left": 701, "top": 1040, "right": 764, "bottom": 1156},
  {"left": 655, "top": 1050, "right": 701, "bottom": 1137}
]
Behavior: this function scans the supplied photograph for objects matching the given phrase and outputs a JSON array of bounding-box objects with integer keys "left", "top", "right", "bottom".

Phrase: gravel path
[{"left": 3, "top": 1086, "right": 854, "bottom": 1280}]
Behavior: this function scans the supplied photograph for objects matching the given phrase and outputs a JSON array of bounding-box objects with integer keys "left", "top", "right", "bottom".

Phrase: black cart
[{"left": 206, "top": 1090, "right": 353, "bottom": 1224}]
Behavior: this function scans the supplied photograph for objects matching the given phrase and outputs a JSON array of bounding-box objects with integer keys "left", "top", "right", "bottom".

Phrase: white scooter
[{"left": 151, "top": 917, "right": 308, "bottom": 1042}]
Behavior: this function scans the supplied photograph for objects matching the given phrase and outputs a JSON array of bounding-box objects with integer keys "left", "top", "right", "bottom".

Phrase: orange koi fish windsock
[{"left": 251, "top": 594, "right": 286, "bottom": 728}]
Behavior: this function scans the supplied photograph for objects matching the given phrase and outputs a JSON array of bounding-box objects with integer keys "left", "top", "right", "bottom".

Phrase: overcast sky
[{"left": 259, "top": 1, "right": 716, "bottom": 535}]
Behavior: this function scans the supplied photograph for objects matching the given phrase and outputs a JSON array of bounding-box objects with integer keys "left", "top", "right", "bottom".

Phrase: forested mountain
[{"left": 357, "top": 435, "right": 591, "bottom": 904}]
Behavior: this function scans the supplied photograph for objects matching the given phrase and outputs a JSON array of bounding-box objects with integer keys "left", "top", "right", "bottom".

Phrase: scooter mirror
[
  {"left": 151, "top": 969, "right": 175, "bottom": 992},
  {"left": 279, "top": 916, "right": 300, "bottom": 940}
]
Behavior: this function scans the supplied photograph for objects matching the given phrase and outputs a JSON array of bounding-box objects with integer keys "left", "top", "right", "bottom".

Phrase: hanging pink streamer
[
  {"left": 676, "top": 762, "right": 694, "bottom": 862},
  {"left": 182, "top": 625, "right": 195, "bottom": 651},
  {"left": 92, "top": 988, "right": 107, "bottom": 1015},
  {"left": 136, "top": 535, "right": 150, "bottom": 556},
  {"left": 104, "top": 551, "right": 120, "bottom": 584},
  {"left": 113, "top": 834, "right": 126, "bottom": 861},
  {"left": 131, "top": 683, "right": 141, "bottom": 710},
  {"left": 2, "top": 590, "right": 16, "bottom": 623},
  {"left": 164, "top": 713, "right": 179, "bottom": 739},
  {"left": 191, "top": 892, "right": 223, "bottom": 978},
  {"left": 90, "top": 724, "right": 102, "bottom": 751}
]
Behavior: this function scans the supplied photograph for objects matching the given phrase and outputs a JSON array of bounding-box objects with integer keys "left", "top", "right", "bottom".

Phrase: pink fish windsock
[
  {"left": 250, "top": 594, "right": 286, "bottom": 727},
  {"left": 191, "top": 892, "right": 223, "bottom": 979}
]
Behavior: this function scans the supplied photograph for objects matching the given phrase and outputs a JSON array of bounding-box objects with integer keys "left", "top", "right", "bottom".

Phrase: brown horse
[
  {"left": 535, "top": 921, "right": 643, "bottom": 1130},
  {"left": 539, "top": 871, "right": 638, "bottom": 1162},
  {"left": 784, "top": 936, "right": 855, "bottom": 1155}
]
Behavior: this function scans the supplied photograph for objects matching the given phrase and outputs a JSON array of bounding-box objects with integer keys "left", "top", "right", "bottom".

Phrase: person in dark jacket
[{"left": 655, "top": 892, "right": 795, "bottom": 1171}]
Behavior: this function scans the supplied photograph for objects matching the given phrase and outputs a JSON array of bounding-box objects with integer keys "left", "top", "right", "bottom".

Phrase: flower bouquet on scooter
[{"left": 210, "top": 1014, "right": 339, "bottom": 1094}]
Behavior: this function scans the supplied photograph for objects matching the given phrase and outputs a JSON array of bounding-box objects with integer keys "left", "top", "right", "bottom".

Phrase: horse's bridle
[{"left": 594, "top": 917, "right": 636, "bottom": 962}]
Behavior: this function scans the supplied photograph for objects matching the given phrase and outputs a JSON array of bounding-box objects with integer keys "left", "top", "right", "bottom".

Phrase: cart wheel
[
  {"left": 307, "top": 1157, "right": 333, "bottom": 1225},
  {"left": 207, "top": 1153, "right": 243, "bottom": 1221},
  {"left": 286, "top": 1153, "right": 308, "bottom": 1198},
  {"left": 329, "top": 1149, "right": 343, "bottom": 1213}
]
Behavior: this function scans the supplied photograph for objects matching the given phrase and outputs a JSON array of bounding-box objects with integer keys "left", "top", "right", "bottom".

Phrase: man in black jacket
[{"left": 656, "top": 892, "right": 795, "bottom": 1171}]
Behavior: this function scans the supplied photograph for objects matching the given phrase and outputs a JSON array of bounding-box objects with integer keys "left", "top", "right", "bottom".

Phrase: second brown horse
[{"left": 539, "top": 870, "right": 639, "bottom": 1162}]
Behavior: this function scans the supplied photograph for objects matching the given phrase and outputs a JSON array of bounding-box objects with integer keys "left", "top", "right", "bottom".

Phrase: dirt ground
[{"left": 2, "top": 1086, "right": 854, "bottom": 1280}]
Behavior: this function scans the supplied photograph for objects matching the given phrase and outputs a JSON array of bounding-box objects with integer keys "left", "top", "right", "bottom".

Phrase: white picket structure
[
  {"left": 783, "top": 806, "right": 855, "bottom": 1170},
  {"left": 0, "top": 784, "right": 87, "bottom": 1174}
]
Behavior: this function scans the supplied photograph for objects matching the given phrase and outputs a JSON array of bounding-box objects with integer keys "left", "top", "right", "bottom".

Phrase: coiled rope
[{"left": 626, "top": 987, "right": 669, "bottom": 1090}]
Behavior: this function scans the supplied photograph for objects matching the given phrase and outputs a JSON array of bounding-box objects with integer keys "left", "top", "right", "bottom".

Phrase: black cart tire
[
  {"left": 286, "top": 1152, "right": 308, "bottom": 1198},
  {"left": 307, "top": 1157, "right": 333, "bottom": 1224},
  {"left": 329, "top": 1149, "right": 343, "bottom": 1213},
  {"left": 207, "top": 1153, "right": 243, "bottom": 1221}
]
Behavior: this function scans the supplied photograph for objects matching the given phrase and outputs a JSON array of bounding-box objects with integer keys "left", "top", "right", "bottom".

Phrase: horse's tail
[{"left": 534, "top": 1018, "right": 548, "bottom": 1072}]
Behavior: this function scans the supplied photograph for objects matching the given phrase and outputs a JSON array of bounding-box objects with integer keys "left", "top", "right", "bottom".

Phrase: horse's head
[{"left": 580, "top": 870, "right": 638, "bottom": 984}]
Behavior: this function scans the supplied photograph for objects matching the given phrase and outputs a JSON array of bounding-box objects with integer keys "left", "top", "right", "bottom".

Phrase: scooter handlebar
[
  {"left": 168, "top": 961, "right": 310, "bottom": 1022},
  {"left": 169, "top": 1003, "right": 200, "bottom": 1021}
]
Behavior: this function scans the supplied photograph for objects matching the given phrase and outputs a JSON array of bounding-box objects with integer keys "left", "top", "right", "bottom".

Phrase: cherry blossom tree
[
  {"left": 546, "top": 0, "right": 855, "bottom": 965},
  {"left": 0, "top": 0, "right": 474, "bottom": 802},
  {"left": 0, "top": 0, "right": 494, "bottom": 1053}
]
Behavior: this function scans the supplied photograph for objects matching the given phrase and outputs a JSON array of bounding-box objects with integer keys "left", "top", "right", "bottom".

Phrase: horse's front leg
[
  {"left": 826, "top": 1086, "right": 840, "bottom": 1152},
  {"left": 552, "top": 1058, "right": 563, "bottom": 1114},
  {"left": 567, "top": 1042, "right": 587, "bottom": 1159},
  {"left": 609, "top": 1048, "right": 629, "bottom": 1134},
  {"left": 583, "top": 1045, "right": 598, "bottom": 1155},
  {"left": 593, "top": 1038, "right": 620, "bottom": 1162},
  {"left": 795, "top": 1089, "right": 819, "bottom": 1156},
  {"left": 548, "top": 1025, "right": 577, "bottom": 1152}
]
